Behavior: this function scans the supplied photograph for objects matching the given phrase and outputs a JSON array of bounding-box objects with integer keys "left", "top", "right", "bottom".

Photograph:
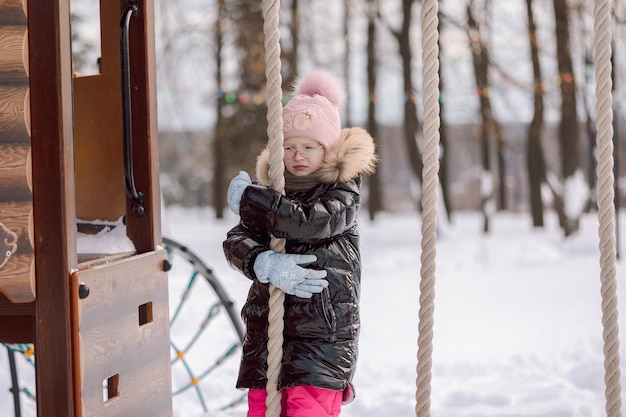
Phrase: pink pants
[{"left": 247, "top": 386, "right": 343, "bottom": 417}]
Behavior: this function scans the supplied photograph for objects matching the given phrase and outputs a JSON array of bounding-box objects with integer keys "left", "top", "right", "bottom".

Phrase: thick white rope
[
  {"left": 416, "top": 1, "right": 440, "bottom": 417},
  {"left": 593, "top": 1, "right": 622, "bottom": 416},
  {"left": 262, "top": 1, "right": 285, "bottom": 416}
]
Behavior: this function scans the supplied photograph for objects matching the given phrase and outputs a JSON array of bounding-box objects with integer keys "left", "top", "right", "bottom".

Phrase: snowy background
[
  {"left": 1, "top": 1, "right": 623, "bottom": 416},
  {"left": 2, "top": 206, "right": 625, "bottom": 417}
]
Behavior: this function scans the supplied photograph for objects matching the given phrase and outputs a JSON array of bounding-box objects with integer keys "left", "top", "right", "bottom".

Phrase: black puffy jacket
[{"left": 223, "top": 127, "right": 377, "bottom": 393}]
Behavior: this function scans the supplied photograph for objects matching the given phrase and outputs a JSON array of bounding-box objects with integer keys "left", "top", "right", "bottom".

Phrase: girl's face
[{"left": 283, "top": 136, "right": 325, "bottom": 177}]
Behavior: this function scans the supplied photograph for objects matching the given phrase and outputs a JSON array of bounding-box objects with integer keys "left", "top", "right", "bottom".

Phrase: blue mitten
[
  {"left": 227, "top": 171, "right": 252, "bottom": 215},
  {"left": 253, "top": 250, "right": 328, "bottom": 298}
]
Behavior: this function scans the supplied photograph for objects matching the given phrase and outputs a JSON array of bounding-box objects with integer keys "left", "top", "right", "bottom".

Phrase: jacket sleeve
[
  {"left": 223, "top": 222, "right": 270, "bottom": 281},
  {"left": 238, "top": 178, "right": 361, "bottom": 242}
]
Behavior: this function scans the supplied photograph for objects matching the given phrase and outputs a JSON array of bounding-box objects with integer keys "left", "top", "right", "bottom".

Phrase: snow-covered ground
[{"left": 1, "top": 206, "right": 625, "bottom": 417}]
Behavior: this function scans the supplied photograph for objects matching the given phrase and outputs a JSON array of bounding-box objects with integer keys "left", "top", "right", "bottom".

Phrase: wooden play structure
[{"left": 0, "top": 0, "right": 172, "bottom": 416}]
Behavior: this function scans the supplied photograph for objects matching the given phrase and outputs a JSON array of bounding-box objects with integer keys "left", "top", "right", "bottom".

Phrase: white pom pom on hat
[{"left": 282, "top": 69, "right": 345, "bottom": 151}]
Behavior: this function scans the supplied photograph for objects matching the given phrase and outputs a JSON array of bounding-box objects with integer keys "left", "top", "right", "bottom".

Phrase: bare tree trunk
[
  {"left": 213, "top": 0, "right": 226, "bottom": 218},
  {"left": 467, "top": 2, "right": 494, "bottom": 233},
  {"left": 553, "top": 0, "right": 582, "bottom": 236},
  {"left": 482, "top": 0, "right": 507, "bottom": 212},
  {"left": 398, "top": 0, "right": 423, "bottom": 186},
  {"left": 225, "top": 1, "right": 269, "bottom": 182},
  {"left": 377, "top": 0, "right": 422, "bottom": 210},
  {"left": 282, "top": 0, "right": 299, "bottom": 87},
  {"left": 438, "top": 15, "right": 452, "bottom": 222},
  {"left": 366, "top": 0, "right": 383, "bottom": 219},
  {"left": 574, "top": 2, "right": 598, "bottom": 214},
  {"left": 525, "top": 0, "right": 547, "bottom": 227},
  {"left": 581, "top": 50, "right": 597, "bottom": 212},
  {"left": 344, "top": 0, "right": 352, "bottom": 127},
  {"left": 492, "top": 119, "right": 507, "bottom": 211}
]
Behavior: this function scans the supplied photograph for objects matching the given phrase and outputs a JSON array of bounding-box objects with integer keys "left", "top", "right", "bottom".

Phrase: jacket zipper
[{"left": 321, "top": 287, "right": 337, "bottom": 333}]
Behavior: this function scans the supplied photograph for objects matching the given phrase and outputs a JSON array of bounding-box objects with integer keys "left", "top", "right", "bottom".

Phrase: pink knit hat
[{"left": 282, "top": 69, "right": 346, "bottom": 151}]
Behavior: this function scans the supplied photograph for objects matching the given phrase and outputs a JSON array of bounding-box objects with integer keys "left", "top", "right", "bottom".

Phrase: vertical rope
[
  {"left": 593, "top": 1, "right": 622, "bottom": 416},
  {"left": 415, "top": 2, "right": 621, "bottom": 417},
  {"left": 262, "top": 1, "right": 285, "bottom": 417},
  {"left": 416, "top": 1, "right": 440, "bottom": 417}
]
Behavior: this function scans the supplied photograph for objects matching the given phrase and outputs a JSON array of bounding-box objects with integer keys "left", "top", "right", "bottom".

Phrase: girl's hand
[
  {"left": 253, "top": 250, "right": 328, "bottom": 298},
  {"left": 227, "top": 171, "right": 252, "bottom": 215}
]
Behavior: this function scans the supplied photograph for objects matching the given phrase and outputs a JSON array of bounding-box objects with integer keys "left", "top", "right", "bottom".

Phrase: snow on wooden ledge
[{"left": 76, "top": 217, "right": 136, "bottom": 255}]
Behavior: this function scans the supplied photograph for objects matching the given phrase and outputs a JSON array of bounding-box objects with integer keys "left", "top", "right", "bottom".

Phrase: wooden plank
[
  {"left": 77, "top": 251, "right": 135, "bottom": 269},
  {"left": 0, "top": 201, "right": 35, "bottom": 302},
  {"left": 72, "top": 250, "right": 172, "bottom": 417},
  {"left": 0, "top": 85, "right": 29, "bottom": 144},
  {"left": 0, "top": 144, "right": 32, "bottom": 201},
  {"left": 0, "top": 25, "right": 28, "bottom": 82},
  {"left": 122, "top": 0, "right": 161, "bottom": 253},
  {"left": 73, "top": 73, "right": 125, "bottom": 221},
  {"left": 0, "top": 0, "right": 27, "bottom": 26},
  {"left": 0, "top": 254, "right": 34, "bottom": 302},
  {"left": 0, "top": 85, "right": 27, "bottom": 114},
  {"left": 0, "top": 203, "right": 33, "bottom": 303},
  {"left": 27, "top": 0, "right": 77, "bottom": 416},
  {"left": 0, "top": 143, "right": 31, "bottom": 171},
  {"left": 0, "top": 201, "right": 32, "bottom": 248},
  {"left": 0, "top": 164, "right": 32, "bottom": 200},
  {"left": 1, "top": 252, "right": 33, "bottom": 273},
  {"left": 0, "top": 112, "right": 29, "bottom": 143},
  {"left": 0, "top": 291, "right": 33, "bottom": 314},
  {"left": 0, "top": 315, "right": 34, "bottom": 342},
  {"left": 73, "top": 0, "right": 125, "bottom": 222}
]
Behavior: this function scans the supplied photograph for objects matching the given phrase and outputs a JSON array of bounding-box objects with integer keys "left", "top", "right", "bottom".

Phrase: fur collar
[{"left": 255, "top": 127, "right": 378, "bottom": 185}]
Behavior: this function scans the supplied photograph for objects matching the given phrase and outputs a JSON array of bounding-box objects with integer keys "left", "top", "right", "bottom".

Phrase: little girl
[{"left": 223, "top": 69, "right": 377, "bottom": 417}]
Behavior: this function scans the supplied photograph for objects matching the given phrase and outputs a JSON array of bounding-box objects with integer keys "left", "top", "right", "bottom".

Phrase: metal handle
[{"left": 120, "top": 4, "right": 144, "bottom": 217}]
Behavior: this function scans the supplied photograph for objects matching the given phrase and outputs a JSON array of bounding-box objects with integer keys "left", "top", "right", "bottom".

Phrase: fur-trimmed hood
[{"left": 255, "top": 127, "right": 378, "bottom": 185}]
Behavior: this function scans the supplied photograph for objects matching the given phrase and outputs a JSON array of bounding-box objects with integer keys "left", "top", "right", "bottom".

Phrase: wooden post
[{"left": 27, "top": 0, "right": 78, "bottom": 416}]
